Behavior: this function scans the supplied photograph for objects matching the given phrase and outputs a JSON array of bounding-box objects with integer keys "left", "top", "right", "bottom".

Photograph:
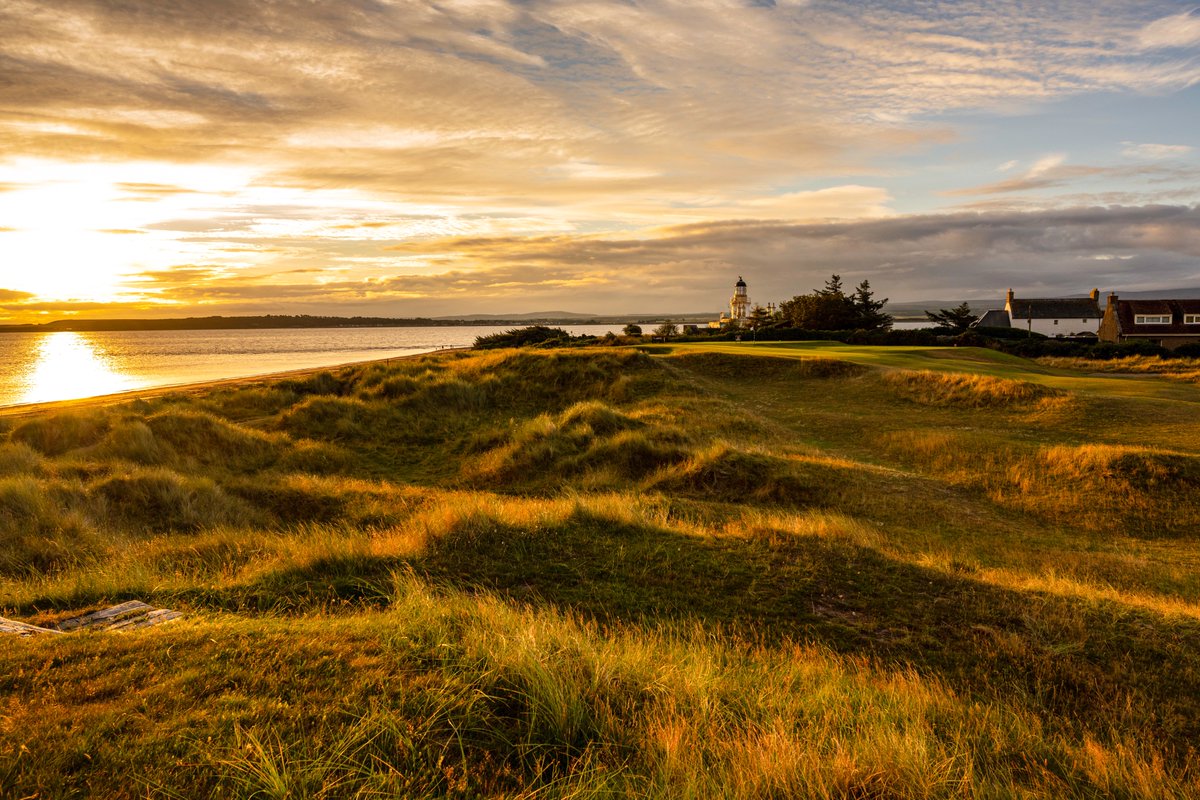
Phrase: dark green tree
[
  {"left": 924, "top": 302, "right": 978, "bottom": 334},
  {"left": 622, "top": 323, "right": 643, "bottom": 336},
  {"left": 817, "top": 274, "right": 845, "bottom": 297},
  {"left": 851, "top": 279, "right": 892, "bottom": 332},
  {"left": 653, "top": 321, "right": 678, "bottom": 339},
  {"left": 747, "top": 305, "right": 772, "bottom": 331},
  {"left": 778, "top": 275, "right": 892, "bottom": 331},
  {"left": 778, "top": 292, "right": 849, "bottom": 329},
  {"left": 473, "top": 325, "right": 571, "bottom": 349}
]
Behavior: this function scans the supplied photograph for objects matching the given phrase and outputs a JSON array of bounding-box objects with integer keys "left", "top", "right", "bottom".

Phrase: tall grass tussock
[
  {"left": 2, "top": 341, "right": 1200, "bottom": 798},
  {"left": 883, "top": 369, "right": 1061, "bottom": 408}
]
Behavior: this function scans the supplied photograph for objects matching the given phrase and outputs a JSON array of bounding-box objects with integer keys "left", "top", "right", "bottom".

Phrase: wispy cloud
[
  {"left": 1122, "top": 141, "right": 1195, "bottom": 159},
  {"left": 1137, "top": 8, "right": 1200, "bottom": 48}
]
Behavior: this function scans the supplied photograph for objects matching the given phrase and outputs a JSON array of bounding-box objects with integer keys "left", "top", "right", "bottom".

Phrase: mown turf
[{"left": 2, "top": 343, "right": 1200, "bottom": 798}]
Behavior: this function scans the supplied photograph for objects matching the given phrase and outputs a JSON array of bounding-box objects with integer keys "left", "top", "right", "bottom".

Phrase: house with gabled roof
[
  {"left": 1098, "top": 294, "right": 1200, "bottom": 350},
  {"left": 972, "top": 309, "right": 1013, "bottom": 329},
  {"left": 1003, "top": 288, "right": 1103, "bottom": 337}
]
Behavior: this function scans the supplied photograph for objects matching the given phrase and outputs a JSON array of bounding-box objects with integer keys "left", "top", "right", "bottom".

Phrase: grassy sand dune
[{"left": 2, "top": 343, "right": 1200, "bottom": 798}]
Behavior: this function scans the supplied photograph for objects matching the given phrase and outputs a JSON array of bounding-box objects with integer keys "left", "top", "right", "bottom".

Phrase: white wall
[{"left": 1006, "top": 316, "right": 1100, "bottom": 337}]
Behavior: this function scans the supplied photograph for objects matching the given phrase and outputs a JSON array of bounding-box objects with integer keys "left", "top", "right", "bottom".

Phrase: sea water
[{"left": 0, "top": 325, "right": 620, "bottom": 407}]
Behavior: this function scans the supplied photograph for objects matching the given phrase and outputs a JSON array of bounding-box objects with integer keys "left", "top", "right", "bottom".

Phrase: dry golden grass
[
  {"left": 1040, "top": 355, "right": 1200, "bottom": 384},
  {"left": 2, "top": 343, "right": 1200, "bottom": 798},
  {"left": 883, "top": 369, "right": 1061, "bottom": 408}
]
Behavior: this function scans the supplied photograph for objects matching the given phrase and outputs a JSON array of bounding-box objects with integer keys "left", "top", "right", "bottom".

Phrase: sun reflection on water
[{"left": 18, "top": 332, "right": 137, "bottom": 404}]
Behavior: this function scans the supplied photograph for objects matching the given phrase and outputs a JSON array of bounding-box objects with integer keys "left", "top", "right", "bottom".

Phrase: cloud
[
  {"left": 945, "top": 156, "right": 1107, "bottom": 196},
  {"left": 2, "top": 1, "right": 1200, "bottom": 321},
  {"left": 1137, "top": 8, "right": 1200, "bottom": 48},
  {"left": 2, "top": 0, "right": 1198, "bottom": 206},
  {"left": 308, "top": 205, "right": 1200, "bottom": 311},
  {"left": 1122, "top": 141, "right": 1195, "bottom": 159},
  {"left": 0, "top": 288, "right": 35, "bottom": 302},
  {"left": 945, "top": 156, "right": 1200, "bottom": 199},
  {"left": 8, "top": 204, "right": 1200, "bottom": 318},
  {"left": 1027, "top": 154, "right": 1067, "bottom": 177}
]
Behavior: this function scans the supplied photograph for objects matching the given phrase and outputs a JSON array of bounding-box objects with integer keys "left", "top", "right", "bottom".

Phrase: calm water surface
[{"left": 0, "top": 325, "right": 620, "bottom": 407}]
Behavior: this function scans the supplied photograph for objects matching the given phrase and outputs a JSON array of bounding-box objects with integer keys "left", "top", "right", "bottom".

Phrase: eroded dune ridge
[{"left": 3, "top": 343, "right": 1200, "bottom": 798}]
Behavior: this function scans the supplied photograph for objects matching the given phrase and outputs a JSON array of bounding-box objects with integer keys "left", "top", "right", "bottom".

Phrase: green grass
[{"left": 2, "top": 343, "right": 1200, "bottom": 797}]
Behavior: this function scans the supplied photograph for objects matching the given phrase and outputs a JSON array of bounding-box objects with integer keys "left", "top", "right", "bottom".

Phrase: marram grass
[{"left": 2, "top": 343, "right": 1200, "bottom": 798}]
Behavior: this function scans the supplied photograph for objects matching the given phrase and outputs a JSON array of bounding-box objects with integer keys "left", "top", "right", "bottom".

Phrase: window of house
[
  {"left": 1185, "top": 314, "right": 1200, "bottom": 325},
  {"left": 1135, "top": 314, "right": 1171, "bottom": 325},
  {"left": 1053, "top": 319, "right": 1058, "bottom": 325}
]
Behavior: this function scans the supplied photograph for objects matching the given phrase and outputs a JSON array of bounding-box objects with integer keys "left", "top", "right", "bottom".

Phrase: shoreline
[{"left": 0, "top": 347, "right": 466, "bottom": 419}]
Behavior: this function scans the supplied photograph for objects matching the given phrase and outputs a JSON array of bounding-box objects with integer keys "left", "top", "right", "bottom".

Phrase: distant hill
[
  {"left": 433, "top": 311, "right": 718, "bottom": 323},
  {"left": 434, "top": 311, "right": 597, "bottom": 321}
]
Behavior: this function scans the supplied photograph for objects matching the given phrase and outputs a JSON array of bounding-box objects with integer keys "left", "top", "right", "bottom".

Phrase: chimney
[
  {"left": 1005, "top": 288, "right": 1014, "bottom": 309},
  {"left": 1107, "top": 292, "right": 1118, "bottom": 310},
  {"left": 1090, "top": 288, "right": 1100, "bottom": 302}
]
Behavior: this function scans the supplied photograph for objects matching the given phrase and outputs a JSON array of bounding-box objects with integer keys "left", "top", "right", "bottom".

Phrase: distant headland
[{"left": 0, "top": 312, "right": 714, "bottom": 333}]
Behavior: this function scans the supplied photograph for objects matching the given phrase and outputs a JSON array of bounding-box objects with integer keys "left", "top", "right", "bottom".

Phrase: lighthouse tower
[{"left": 729, "top": 276, "right": 750, "bottom": 323}]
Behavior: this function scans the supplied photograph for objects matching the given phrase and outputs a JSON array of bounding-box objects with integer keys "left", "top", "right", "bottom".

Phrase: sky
[{"left": 1, "top": 0, "right": 1199, "bottom": 321}]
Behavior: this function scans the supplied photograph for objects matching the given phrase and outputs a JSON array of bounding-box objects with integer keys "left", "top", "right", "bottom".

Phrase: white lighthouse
[{"left": 729, "top": 276, "right": 750, "bottom": 323}]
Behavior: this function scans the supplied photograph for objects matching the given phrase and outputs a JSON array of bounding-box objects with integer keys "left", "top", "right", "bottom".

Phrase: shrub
[{"left": 473, "top": 326, "right": 573, "bottom": 349}]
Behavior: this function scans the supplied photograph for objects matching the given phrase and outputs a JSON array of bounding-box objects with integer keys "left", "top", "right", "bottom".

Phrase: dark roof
[
  {"left": 735, "top": 277, "right": 746, "bottom": 287},
  {"left": 973, "top": 309, "right": 1011, "bottom": 328},
  {"left": 1008, "top": 297, "right": 1101, "bottom": 319},
  {"left": 1114, "top": 299, "right": 1200, "bottom": 335}
]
